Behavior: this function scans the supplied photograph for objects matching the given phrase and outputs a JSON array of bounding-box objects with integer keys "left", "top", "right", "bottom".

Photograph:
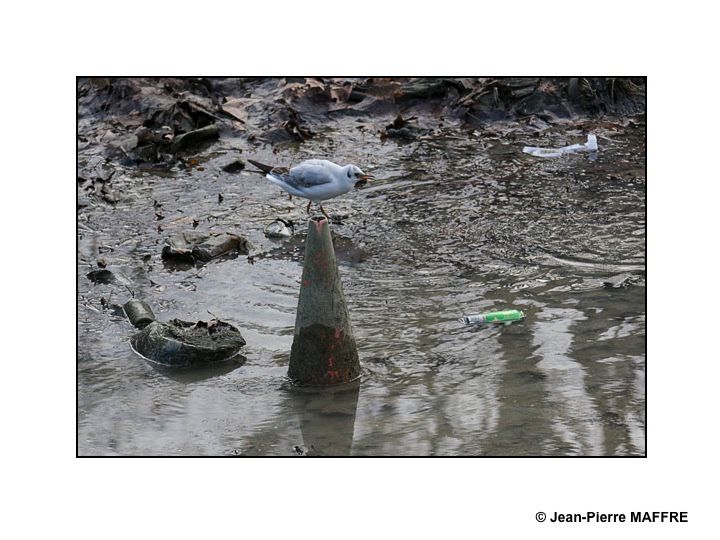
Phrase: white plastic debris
[
  {"left": 523, "top": 134, "right": 598, "bottom": 158},
  {"left": 264, "top": 219, "right": 292, "bottom": 239}
]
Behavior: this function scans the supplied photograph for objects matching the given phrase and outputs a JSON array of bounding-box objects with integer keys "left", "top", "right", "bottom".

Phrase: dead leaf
[
  {"left": 330, "top": 81, "right": 354, "bottom": 103},
  {"left": 221, "top": 98, "right": 259, "bottom": 123}
]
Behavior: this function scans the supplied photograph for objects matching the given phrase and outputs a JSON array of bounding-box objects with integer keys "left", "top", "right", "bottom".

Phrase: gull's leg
[
  {"left": 306, "top": 200, "right": 312, "bottom": 213},
  {"left": 319, "top": 205, "right": 330, "bottom": 220},
  {"left": 288, "top": 194, "right": 293, "bottom": 201}
]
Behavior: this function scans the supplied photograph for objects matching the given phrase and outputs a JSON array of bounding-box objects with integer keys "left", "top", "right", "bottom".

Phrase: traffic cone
[{"left": 288, "top": 217, "right": 361, "bottom": 387}]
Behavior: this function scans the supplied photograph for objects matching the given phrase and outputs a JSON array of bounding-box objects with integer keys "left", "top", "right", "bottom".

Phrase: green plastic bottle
[{"left": 462, "top": 309, "right": 525, "bottom": 325}]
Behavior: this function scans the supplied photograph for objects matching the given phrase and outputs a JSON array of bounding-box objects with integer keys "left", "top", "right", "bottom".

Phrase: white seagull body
[{"left": 248, "top": 158, "right": 373, "bottom": 218}]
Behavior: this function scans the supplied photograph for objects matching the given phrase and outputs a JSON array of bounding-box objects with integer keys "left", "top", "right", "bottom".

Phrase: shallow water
[{"left": 77, "top": 114, "right": 646, "bottom": 456}]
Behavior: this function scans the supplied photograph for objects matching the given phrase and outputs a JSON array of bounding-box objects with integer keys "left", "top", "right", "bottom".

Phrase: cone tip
[{"left": 309, "top": 216, "right": 329, "bottom": 234}]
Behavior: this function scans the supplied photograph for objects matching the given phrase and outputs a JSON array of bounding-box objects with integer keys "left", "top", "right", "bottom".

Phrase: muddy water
[{"left": 77, "top": 116, "right": 646, "bottom": 456}]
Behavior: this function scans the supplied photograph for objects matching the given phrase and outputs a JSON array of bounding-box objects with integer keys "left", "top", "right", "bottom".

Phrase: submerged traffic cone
[{"left": 288, "top": 217, "right": 361, "bottom": 388}]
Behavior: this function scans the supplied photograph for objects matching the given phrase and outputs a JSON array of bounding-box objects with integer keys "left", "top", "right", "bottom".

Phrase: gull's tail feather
[{"left": 247, "top": 159, "right": 275, "bottom": 175}]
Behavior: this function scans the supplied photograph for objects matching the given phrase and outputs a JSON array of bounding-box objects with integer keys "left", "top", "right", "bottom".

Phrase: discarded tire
[{"left": 129, "top": 319, "right": 246, "bottom": 367}]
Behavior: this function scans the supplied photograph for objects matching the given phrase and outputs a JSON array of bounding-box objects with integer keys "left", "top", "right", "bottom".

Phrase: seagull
[{"left": 247, "top": 159, "right": 374, "bottom": 219}]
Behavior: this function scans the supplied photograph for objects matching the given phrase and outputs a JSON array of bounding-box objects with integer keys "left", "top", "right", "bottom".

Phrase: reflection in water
[
  {"left": 626, "top": 367, "right": 646, "bottom": 452},
  {"left": 532, "top": 307, "right": 604, "bottom": 455},
  {"left": 287, "top": 384, "right": 360, "bottom": 456},
  {"left": 147, "top": 355, "right": 247, "bottom": 383}
]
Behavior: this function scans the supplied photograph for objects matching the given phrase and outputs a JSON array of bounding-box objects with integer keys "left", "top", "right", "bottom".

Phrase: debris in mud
[
  {"left": 161, "top": 231, "right": 251, "bottom": 263},
  {"left": 78, "top": 156, "right": 115, "bottom": 183},
  {"left": 514, "top": 81, "right": 572, "bottom": 119},
  {"left": 79, "top": 161, "right": 124, "bottom": 205},
  {"left": 123, "top": 299, "right": 155, "bottom": 329},
  {"left": 573, "top": 77, "right": 646, "bottom": 116},
  {"left": 458, "top": 77, "right": 645, "bottom": 124},
  {"left": 293, "top": 445, "right": 305, "bottom": 455},
  {"left": 330, "top": 81, "right": 354, "bottom": 104},
  {"left": 135, "top": 125, "right": 174, "bottom": 147},
  {"left": 132, "top": 319, "right": 246, "bottom": 367},
  {"left": 221, "top": 97, "right": 258, "bottom": 124},
  {"left": 395, "top": 78, "right": 457, "bottom": 101},
  {"left": 523, "top": 134, "right": 598, "bottom": 158},
  {"left": 282, "top": 77, "right": 327, "bottom": 102},
  {"left": 78, "top": 77, "right": 646, "bottom": 167},
  {"left": 462, "top": 309, "right": 525, "bottom": 325},
  {"left": 100, "top": 298, "right": 126, "bottom": 318},
  {"left": 221, "top": 159, "right": 245, "bottom": 173},
  {"left": 264, "top": 219, "right": 293, "bottom": 239},
  {"left": 380, "top": 114, "right": 426, "bottom": 141},
  {"left": 124, "top": 299, "right": 246, "bottom": 367},
  {"left": 329, "top": 212, "right": 348, "bottom": 224},
  {"left": 603, "top": 273, "right": 641, "bottom": 289},
  {"left": 282, "top": 107, "right": 314, "bottom": 141},
  {"left": 86, "top": 269, "right": 116, "bottom": 284},
  {"left": 100, "top": 185, "right": 121, "bottom": 205},
  {"left": 292, "top": 444, "right": 315, "bottom": 456},
  {"left": 170, "top": 124, "right": 219, "bottom": 152},
  {"left": 148, "top": 92, "right": 219, "bottom": 135},
  {"left": 86, "top": 268, "right": 132, "bottom": 287},
  {"left": 133, "top": 125, "right": 174, "bottom": 162}
]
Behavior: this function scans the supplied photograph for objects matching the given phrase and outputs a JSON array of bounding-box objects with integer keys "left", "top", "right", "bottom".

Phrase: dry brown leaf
[
  {"left": 221, "top": 98, "right": 259, "bottom": 123},
  {"left": 330, "top": 82, "right": 354, "bottom": 103}
]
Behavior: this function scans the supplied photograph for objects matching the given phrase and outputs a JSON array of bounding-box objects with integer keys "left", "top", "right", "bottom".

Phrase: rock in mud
[
  {"left": 161, "top": 231, "right": 251, "bottom": 263},
  {"left": 192, "top": 233, "right": 250, "bottom": 261}
]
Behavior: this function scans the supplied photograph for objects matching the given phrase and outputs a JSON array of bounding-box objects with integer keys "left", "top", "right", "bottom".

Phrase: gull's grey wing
[{"left": 285, "top": 161, "right": 339, "bottom": 188}]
